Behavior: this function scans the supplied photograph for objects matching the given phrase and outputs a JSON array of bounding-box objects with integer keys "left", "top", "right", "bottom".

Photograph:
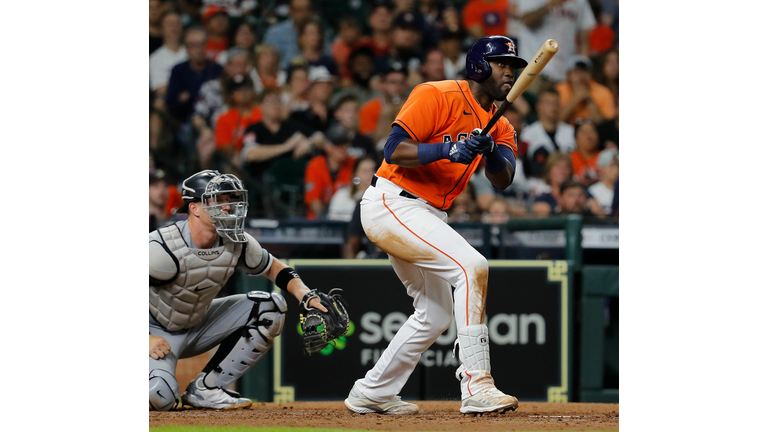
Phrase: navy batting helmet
[{"left": 465, "top": 36, "right": 528, "bottom": 82}]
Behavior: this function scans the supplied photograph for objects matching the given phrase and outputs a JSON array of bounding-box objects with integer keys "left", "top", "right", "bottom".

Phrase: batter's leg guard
[
  {"left": 455, "top": 324, "right": 518, "bottom": 414},
  {"left": 149, "top": 369, "right": 181, "bottom": 411},
  {"left": 201, "top": 291, "right": 287, "bottom": 390}
]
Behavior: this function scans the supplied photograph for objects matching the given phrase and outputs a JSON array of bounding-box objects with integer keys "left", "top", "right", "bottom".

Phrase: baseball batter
[
  {"left": 344, "top": 36, "right": 526, "bottom": 415},
  {"left": 149, "top": 170, "right": 329, "bottom": 411}
]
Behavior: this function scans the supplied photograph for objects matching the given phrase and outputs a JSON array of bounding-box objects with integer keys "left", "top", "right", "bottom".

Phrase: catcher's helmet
[
  {"left": 176, "top": 170, "right": 221, "bottom": 214},
  {"left": 465, "top": 35, "right": 528, "bottom": 82}
]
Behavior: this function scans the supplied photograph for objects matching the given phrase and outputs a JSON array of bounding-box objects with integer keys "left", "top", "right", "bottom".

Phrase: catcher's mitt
[{"left": 300, "top": 288, "right": 350, "bottom": 355}]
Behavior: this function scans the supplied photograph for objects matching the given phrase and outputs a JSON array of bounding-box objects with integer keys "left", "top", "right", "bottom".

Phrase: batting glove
[
  {"left": 467, "top": 130, "right": 497, "bottom": 157},
  {"left": 448, "top": 140, "right": 478, "bottom": 165}
]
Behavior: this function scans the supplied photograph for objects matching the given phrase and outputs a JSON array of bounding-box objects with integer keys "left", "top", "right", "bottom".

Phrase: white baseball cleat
[
  {"left": 344, "top": 386, "right": 419, "bottom": 415},
  {"left": 181, "top": 373, "right": 253, "bottom": 410},
  {"left": 460, "top": 388, "right": 519, "bottom": 414}
]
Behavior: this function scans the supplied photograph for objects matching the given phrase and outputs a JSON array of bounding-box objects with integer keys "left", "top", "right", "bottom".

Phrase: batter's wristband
[
  {"left": 417, "top": 142, "right": 451, "bottom": 165},
  {"left": 275, "top": 267, "right": 301, "bottom": 290}
]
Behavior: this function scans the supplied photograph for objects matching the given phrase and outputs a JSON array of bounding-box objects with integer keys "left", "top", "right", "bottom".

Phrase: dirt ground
[{"left": 149, "top": 401, "right": 619, "bottom": 431}]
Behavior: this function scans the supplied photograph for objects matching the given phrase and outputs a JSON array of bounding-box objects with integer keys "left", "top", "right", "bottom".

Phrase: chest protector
[{"left": 149, "top": 225, "right": 243, "bottom": 331}]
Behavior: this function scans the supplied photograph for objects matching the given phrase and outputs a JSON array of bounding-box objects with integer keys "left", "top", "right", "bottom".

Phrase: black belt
[{"left": 371, "top": 175, "right": 419, "bottom": 200}]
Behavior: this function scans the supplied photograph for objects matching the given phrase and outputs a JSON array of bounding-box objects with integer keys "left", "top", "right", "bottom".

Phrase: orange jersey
[
  {"left": 376, "top": 80, "right": 517, "bottom": 210},
  {"left": 358, "top": 98, "right": 382, "bottom": 135},
  {"left": 462, "top": 0, "right": 508, "bottom": 37},
  {"left": 304, "top": 155, "right": 357, "bottom": 219},
  {"left": 215, "top": 106, "right": 263, "bottom": 153}
]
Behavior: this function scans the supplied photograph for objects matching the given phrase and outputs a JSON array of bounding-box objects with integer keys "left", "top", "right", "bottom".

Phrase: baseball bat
[{"left": 478, "top": 39, "right": 559, "bottom": 136}]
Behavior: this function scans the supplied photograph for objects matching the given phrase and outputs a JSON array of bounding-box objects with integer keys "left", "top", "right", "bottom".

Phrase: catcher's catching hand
[{"left": 300, "top": 288, "right": 350, "bottom": 355}]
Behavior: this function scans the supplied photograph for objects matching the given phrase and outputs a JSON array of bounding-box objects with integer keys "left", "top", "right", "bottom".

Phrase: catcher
[{"left": 149, "top": 170, "right": 348, "bottom": 411}]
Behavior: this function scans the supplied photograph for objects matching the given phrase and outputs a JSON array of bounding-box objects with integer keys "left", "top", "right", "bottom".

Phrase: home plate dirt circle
[{"left": 149, "top": 401, "right": 619, "bottom": 431}]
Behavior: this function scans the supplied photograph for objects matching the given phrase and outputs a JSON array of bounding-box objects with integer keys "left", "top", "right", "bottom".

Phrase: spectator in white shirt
[
  {"left": 587, "top": 148, "right": 618, "bottom": 215},
  {"left": 327, "top": 155, "right": 377, "bottom": 222},
  {"left": 150, "top": 12, "right": 188, "bottom": 95},
  {"left": 520, "top": 88, "right": 575, "bottom": 181}
]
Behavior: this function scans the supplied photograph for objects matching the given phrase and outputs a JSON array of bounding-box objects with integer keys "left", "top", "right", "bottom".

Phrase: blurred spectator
[
  {"left": 532, "top": 152, "right": 573, "bottom": 216},
  {"left": 203, "top": 0, "right": 258, "bottom": 18},
  {"left": 594, "top": 48, "right": 618, "bottom": 99},
  {"left": 283, "top": 62, "right": 311, "bottom": 114},
  {"left": 462, "top": 0, "right": 508, "bottom": 40},
  {"left": 556, "top": 55, "right": 615, "bottom": 125},
  {"left": 289, "top": 66, "right": 335, "bottom": 137},
  {"left": 376, "top": 12, "right": 424, "bottom": 87},
  {"left": 149, "top": 0, "right": 171, "bottom": 55},
  {"left": 359, "top": 62, "right": 408, "bottom": 147},
  {"left": 149, "top": 169, "right": 183, "bottom": 231},
  {"left": 587, "top": 0, "right": 615, "bottom": 57},
  {"left": 556, "top": 180, "right": 598, "bottom": 216},
  {"left": 597, "top": 96, "right": 618, "bottom": 150},
  {"left": 210, "top": 75, "right": 262, "bottom": 169},
  {"left": 360, "top": 2, "right": 393, "bottom": 57},
  {"left": 150, "top": 12, "right": 188, "bottom": 95},
  {"left": 297, "top": 19, "right": 339, "bottom": 75},
  {"left": 420, "top": 49, "right": 446, "bottom": 81},
  {"left": 217, "top": 22, "right": 257, "bottom": 65},
  {"left": 520, "top": 89, "right": 576, "bottom": 181},
  {"left": 518, "top": 0, "right": 596, "bottom": 86},
  {"left": 328, "top": 155, "right": 377, "bottom": 221},
  {"left": 419, "top": 0, "right": 461, "bottom": 49},
  {"left": 611, "top": 177, "right": 618, "bottom": 218},
  {"left": 166, "top": 28, "right": 224, "bottom": 124},
  {"left": 482, "top": 198, "right": 511, "bottom": 225},
  {"left": 304, "top": 127, "right": 357, "bottom": 220},
  {"left": 328, "top": 96, "right": 376, "bottom": 158},
  {"left": 242, "top": 88, "right": 313, "bottom": 177},
  {"left": 252, "top": 45, "right": 287, "bottom": 94},
  {"left": 176, "top": 0, "right": 202, "bottom": 22},
  {"left": 149, "top": 170, "right": 170, "bottom": 231},
  {"left": 448, "top": 184, "right": 481, "bottom": 223},
  {"left": 194, "top": 48, "right": 250, "bottom": 132},
  {"left": 506, "top": 0, "right": 523, "bottom": 42},
  {"left": 587, "top": 148, "right": 618, "bottom": 215},
  {"left": 264, "top": 0, "right": 317, "bottom": 69},
  {"left": 439, "top": 29, "right": 467, "bottom": 80},
  {"left": 343, "top": 46, "right": 378, "bottom": 103},
  {"left": 569, "top": 118, "right": 600, "bottom": 185},
  {"left": 332, "top": 17, "right": 364, "bottom": 82},
  {"left": 202, "top": 6, "right": 230, "bottom": 62},
  {"left": 469, "top": 169, "right": 499, "bottom": 212}
]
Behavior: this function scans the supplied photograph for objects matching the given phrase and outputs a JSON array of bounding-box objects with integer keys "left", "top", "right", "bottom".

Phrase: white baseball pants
[{"left": 353, "top": 179, "right": 492, "bottom": 402}]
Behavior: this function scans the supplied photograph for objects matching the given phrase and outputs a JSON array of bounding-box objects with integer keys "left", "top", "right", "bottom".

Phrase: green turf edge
[{"left": 150, "top": 427, "right": 618, "bottom": 432}]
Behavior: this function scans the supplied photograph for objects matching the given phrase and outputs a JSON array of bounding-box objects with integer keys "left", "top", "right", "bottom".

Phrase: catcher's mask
[{"left": 201, "top": 173, "right": 249, "bottom": 243}]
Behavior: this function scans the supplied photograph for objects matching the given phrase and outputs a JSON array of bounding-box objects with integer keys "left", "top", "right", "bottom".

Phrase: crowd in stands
[{"left": 149, "top": 0, "right": 619, "bottom": 231}]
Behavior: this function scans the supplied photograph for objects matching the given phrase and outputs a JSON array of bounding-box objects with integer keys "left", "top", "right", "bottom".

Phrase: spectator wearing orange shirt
[
  {"left": 202, "top": 6, "right": 230, "bottom": 62},
  {"left": 556, "top": 55, "right": 615, "bottom": 125},
  {"left": 331, "top": 17, "right": 364, "bottom": 82},
  {"left": 569, "top": 118, "right": 600, "bottom": 185},
  {"left": 304, "top": 126, "right": 357, "bottom": 220},
  {"left": 462, "top": 0, "right": 508, "bottom": 40},
  {"left": 358, "top": 62, "right": 408, "bottom": 147},
  {"left": 212, "top": 75, "right": 262, "bottom": 169}
]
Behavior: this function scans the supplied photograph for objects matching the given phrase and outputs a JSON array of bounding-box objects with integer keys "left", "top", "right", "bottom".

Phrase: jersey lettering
[{"left": 443, "top": 133, "right": 471, "bottom": 142}]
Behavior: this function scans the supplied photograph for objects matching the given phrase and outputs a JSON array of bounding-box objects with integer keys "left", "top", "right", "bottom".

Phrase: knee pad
[
  {"left": 246, "top": 290, "right": 287, "bottom": 338},
  {"left": 149, "top": 369, "right": 180, "bottom": 411}
]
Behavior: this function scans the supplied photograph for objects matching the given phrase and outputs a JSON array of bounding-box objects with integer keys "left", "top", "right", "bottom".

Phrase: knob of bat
[{"left": 471, "top": 128, "right": 482, "bottom": 136}]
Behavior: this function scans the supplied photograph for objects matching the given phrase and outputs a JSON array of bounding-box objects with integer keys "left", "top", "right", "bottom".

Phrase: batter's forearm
[{"left": 388, "top": 139, "right": 424, "bottom": 167}]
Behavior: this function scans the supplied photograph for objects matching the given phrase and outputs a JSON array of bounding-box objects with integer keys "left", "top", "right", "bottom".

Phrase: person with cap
[
  {"left": 519, "top": 88, "right": 576, "bottom": 181},
  {"left": 328, "top": 94, "right": 376, "bottom": 159},
  {"left": 374, "top": 11, "right": 424, "bottom": 87},
  {"left": 202, "top": 5, "right": 230, "bottom": 62},
  {"left": 556, "top": 55, "right": 616, "bottom": 125},
  {"left": 149, "top": 169, "right": 333, "bottom": 411},
  {"left": 587, "top": 148, "right": 618, "bottom": 215},
  {"left": 518, "top": 0, "right": 596, "bottom": 85},
  {"left": 211, "top": 74, "right": 262, "bottom": 169},
  {"left": 288, "top": 65, "right": 335, "bottom": 137},
  {"left": 149, "top": 170, "right": 172, "bottom": 232},
  {"left": 303, "top": 123, "right": 357, "bottom": 219},
  {"left": 358, "top": 61, "right": 409, "bottom": 146}
]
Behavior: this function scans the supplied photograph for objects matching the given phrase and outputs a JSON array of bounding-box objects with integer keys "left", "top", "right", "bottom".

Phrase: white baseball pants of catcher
[{"left": 353, "top": 177, "right": 496, "bottom": 402}]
